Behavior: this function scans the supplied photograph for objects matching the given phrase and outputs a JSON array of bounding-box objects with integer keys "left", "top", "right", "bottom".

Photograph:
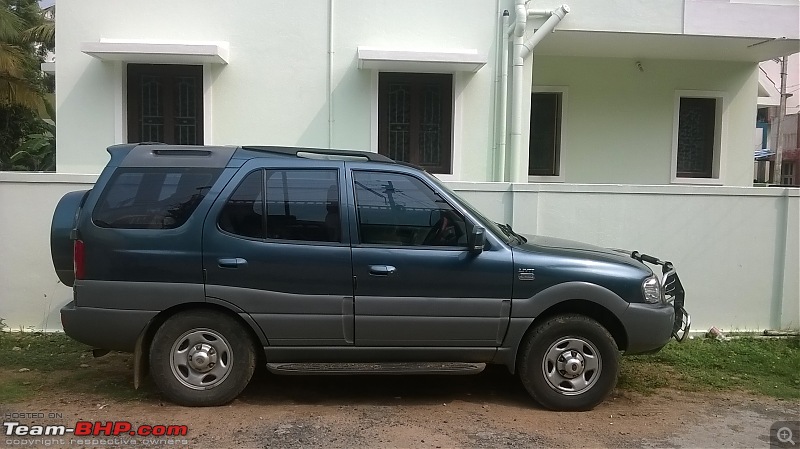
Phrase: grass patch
[
  {"left": 0, "top": 331, "right": 90, "bottom": 371},
  {"left": 619, "top": 337, "right": 800, "bottom": 399},
  {"left": 0, "top": 331, "right": 155, "bottom": 402}
]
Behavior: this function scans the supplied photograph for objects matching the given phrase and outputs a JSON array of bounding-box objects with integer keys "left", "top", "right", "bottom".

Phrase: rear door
[{"left": 202, "top": 159, "right": 354, "bottom": 346}]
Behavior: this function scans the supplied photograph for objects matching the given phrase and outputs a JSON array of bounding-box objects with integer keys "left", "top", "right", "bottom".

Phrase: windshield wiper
[{"left": 496, "top": 223, "right": 527, "bottom": 243}]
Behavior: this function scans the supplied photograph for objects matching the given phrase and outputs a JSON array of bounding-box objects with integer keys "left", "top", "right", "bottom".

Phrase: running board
[{"left": 266, "top": 362, "right": 486, "bottom": 376}]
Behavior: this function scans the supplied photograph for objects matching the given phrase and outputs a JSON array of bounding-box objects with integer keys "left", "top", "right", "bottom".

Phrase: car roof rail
[{"left": 241, "top": 146, "right": 396, "bottom": 163}]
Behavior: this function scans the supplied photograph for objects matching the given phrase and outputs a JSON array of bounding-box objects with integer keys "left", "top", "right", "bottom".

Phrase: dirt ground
[{"left": 2, "top": 365, "right": 798, "bottom": 449}]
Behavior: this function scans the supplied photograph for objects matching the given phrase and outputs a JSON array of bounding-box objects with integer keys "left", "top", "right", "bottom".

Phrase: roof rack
[{"left": 241, "top": 146, "right": 395, "bottom": 163}]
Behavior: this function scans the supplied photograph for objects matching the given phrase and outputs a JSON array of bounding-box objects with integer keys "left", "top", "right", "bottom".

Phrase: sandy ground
[{"left": 2, "top": 365, "right": 798, "bottom": 449}]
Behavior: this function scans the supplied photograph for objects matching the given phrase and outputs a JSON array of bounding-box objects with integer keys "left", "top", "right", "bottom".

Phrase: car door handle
[
  {"left": 218, "top": 258, "right": 247, "bottom": 268},
  {"left": 368, "top": 265, "right": 396, "bottom": 276}
]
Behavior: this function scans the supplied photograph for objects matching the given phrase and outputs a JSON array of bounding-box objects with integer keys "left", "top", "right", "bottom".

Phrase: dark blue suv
[{"left": 51, "top": 144, "right": 690, "bottom": 411}]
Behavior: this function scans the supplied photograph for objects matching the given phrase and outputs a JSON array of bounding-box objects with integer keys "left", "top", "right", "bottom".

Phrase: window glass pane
[
  {"left": 219, "top": 170, "right": 264, "bottom": 239},
  {"left": 353, "top": 171, "right": 467, "bottom": 247},
  {"left": 265, "top": 170, "right": 340, "bottom": 242},
  {"left": 677, "top": 97, "right": 716, "bottom": 178},
  {"left": 529, "top": 92, "right": 561, "bottom": 176},
  {"left": 93, "top": 167, "right": 221, "bottom": 229}
]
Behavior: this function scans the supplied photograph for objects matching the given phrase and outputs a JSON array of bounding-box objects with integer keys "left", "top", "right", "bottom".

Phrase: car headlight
[{"left": 642, "top": 276, "right": 662, "bottom": 304}]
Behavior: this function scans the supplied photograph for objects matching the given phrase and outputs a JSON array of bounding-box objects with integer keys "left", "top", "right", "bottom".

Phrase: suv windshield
[{"left": 422, "top": 173, "right": 518, "bottom": 245}]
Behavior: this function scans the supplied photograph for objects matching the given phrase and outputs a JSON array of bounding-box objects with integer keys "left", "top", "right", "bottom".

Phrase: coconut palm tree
[
  {"left": 0, "top": 0, "right": 55, "bottom": 171},
  {"left": 0, "top": 0, "right": 50, "bottom": 108}
]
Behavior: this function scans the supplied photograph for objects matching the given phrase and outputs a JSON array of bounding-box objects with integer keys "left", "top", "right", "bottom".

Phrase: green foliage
[
  {"left": 0, "top": 331, "right": 88, "bottom": 371},
  {"left": 0, "top": 0, "right": 56, "bottom": 171},
  {"left": 0, "top": 102, "right": 53, "bottom": 170},
  {"left": 619, "top": 337, "right": 800, "bottom": 399},
  {"left": 0, "top": 332, "right": 155, "bottom": 402},
  {"left": 10, "top": 118, "right": 54, "bottom": 170}
]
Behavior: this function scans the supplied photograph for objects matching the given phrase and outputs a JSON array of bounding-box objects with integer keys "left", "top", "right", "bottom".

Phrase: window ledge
[
  {"left": 528, "top": 175, "right": 565, "bottom": 183},
  {"left": 432, "top": 173, "right": 459, "bottom": 182},
  {"left": 81, "top": 39, "right": 229, "bottom": 64},
  {"left": 670, "top": 177, "right": 724, "bottom": 186}
]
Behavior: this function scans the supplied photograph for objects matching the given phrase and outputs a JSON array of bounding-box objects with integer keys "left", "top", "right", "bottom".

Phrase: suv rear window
[{"left": 93, "top": 167, "right": 221, "bottom": 229}]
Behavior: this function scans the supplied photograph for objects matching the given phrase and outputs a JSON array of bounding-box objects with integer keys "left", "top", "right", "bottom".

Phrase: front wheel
[
  {"left": 518, "top": 314, "right": 619, "bottom": 411},
  {"left": 149, "top": 310, "right": 256, "bottom": 406}
]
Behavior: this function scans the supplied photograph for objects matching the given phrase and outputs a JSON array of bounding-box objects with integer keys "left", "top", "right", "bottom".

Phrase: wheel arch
[
  {"left": 133, "top": 301, "right": 266, "bottom": 389},
  {"left": 497, "top": 282, "right": 631, "bottom": 374}
]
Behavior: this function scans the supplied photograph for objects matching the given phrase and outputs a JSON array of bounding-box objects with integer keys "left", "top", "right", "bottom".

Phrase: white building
[{"left": 1, "top": 0, "right": 798, "bottom": 332}]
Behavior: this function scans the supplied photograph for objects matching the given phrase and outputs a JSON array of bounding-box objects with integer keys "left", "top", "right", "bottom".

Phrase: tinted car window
[
  {"left": 265, "top": 170, "right": 340, "bottom": 242},
  {"left": 218, "top": 170, "right": 265, "bottom": 239},
  {"left": 93, "top": 167, "right": 221, "bottom": 229},
  {"left": 353, "top": 171, "right": 467, "bottom": 246}
]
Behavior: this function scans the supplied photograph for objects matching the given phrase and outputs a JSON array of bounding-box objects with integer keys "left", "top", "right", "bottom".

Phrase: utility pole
[{"left": 772, "top": 55, "right": 788, "bottom": 185}]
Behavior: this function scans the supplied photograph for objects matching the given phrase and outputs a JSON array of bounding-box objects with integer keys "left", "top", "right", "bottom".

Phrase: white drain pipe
[
  {"left": 495, "top": 10, "right": 512, "bottom": 182},
  {"left": 507, "top": 2, "right": 569, "bottom": 183}
]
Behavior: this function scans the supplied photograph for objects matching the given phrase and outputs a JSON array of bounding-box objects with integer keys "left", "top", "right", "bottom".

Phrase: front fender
[
  {"left": 512, "top": 281, "right": 630, "bottom": 318},
  {"left": 494, "top": 282, "right": 630, "bottom": 372}
]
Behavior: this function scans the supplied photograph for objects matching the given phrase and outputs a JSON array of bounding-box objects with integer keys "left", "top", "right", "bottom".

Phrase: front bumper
[
  {"left": 615, "top": 250, "right": 692, "bottom": 344},
  {"left": 661, "top": 263, "right": 691, "bottom": 342},
  {"left": 631, "top": 251, "right": 692, "bottom": 342}
]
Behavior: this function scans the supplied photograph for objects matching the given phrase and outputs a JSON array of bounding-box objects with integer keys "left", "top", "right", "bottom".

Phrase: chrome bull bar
[{"left": 617, "top": 250, "right": 692, "bottom": 342}]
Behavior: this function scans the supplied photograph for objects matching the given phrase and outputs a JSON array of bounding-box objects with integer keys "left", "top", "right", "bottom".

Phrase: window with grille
[
  {"left": 127, "top": 64, "right": 203, "bottom": 145},
  {"left": 378, "top": 73, "right": 453, "bottom": 174},
  {"left": 676, "top": 97, "right": 717, "bottom": 178}
]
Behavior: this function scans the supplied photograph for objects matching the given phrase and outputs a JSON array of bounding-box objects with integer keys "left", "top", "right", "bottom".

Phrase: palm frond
[
  {"left": 0, "top": 5, "right": 23, "bottom": 42},
  {"left": 0, "top": 42, "right": 29, "bottom": 77},
  {"left": 0, "top": 77, "right": 43, "bottom": 109},
  {"left": 22, "top": 21, "right": 53, "bottom": 47}
]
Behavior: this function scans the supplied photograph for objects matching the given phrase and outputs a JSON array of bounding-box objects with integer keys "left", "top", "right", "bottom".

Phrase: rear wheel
[
  {"left": 518, "top": 314, "right": 619, "bottom": 411},
  {"left": 149, "top": 310, "right": 256, "bottom": 406}
]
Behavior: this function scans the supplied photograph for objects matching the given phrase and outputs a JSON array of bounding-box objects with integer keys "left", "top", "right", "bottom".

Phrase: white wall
[
  {"left": 0, "top": 173, "right": 97, "bottom": 331},
  {"left": 56, "top": 0, "right": 791, "bottom": 186},
  {"left": 532, "top": 56, "right": 760, "bottom": 186},
  {"left": 55, "top": 0, "right": 501, "bottom": 181},
  {"left": 2, "top": 173, "right": 797, "bottom": 333}
]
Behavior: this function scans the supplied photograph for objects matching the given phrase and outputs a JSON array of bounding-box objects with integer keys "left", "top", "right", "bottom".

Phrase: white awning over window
[
  {"left": 357, "top": 47, "right": 486, "bottom": 73},
  {"left": 81, "top": 39, "right": 229, "bottom": 65}
]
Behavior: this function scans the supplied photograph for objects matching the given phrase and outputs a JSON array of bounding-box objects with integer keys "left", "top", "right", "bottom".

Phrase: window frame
[
  {"left": 125, "top": 63, "right": 208, "bottom": 146},
  {"left": 671, "top": 90, "right": 727, "bottom": 185},
  {"left": 351, "top": 169, "right": 470, "bottom": 250},
  {"left": 371, "top": 71, "right": 462, "bottom": 181},
  {"left": 377, "top": 72, "right": 454, "bottom": 175},
  {"left": 528, "top": 86, "right": 568, "bottom": 183}
]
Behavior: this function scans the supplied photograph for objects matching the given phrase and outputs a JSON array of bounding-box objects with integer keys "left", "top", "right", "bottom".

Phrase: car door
[
  {"left": 203, "top": 159, "right": 354, "bottom": 346},
  {"left": 348, "top": 165, "right": 513, "bottom": 347}
]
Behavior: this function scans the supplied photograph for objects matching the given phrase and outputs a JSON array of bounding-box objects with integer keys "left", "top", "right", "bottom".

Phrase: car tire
[
  {"left": 149, "top": 309, "right": 257, "bottom": 406},
  {"left": 518, "top": 313, "right": 619, "bottom": 411}
]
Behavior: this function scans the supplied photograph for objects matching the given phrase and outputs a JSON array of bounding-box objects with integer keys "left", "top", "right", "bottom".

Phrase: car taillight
[{"left": 73, "top": 239, "right": 85, "bottom": 280}]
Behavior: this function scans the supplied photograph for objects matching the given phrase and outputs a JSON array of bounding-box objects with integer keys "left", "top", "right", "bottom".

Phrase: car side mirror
[{"left": 468, "top": 226, "right": 485, "bottom": 253}]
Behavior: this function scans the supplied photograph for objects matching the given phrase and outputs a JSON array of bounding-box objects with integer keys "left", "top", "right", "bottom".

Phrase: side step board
[{"left": 266, "top": 362, "right": 486, "bottom": 376}]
